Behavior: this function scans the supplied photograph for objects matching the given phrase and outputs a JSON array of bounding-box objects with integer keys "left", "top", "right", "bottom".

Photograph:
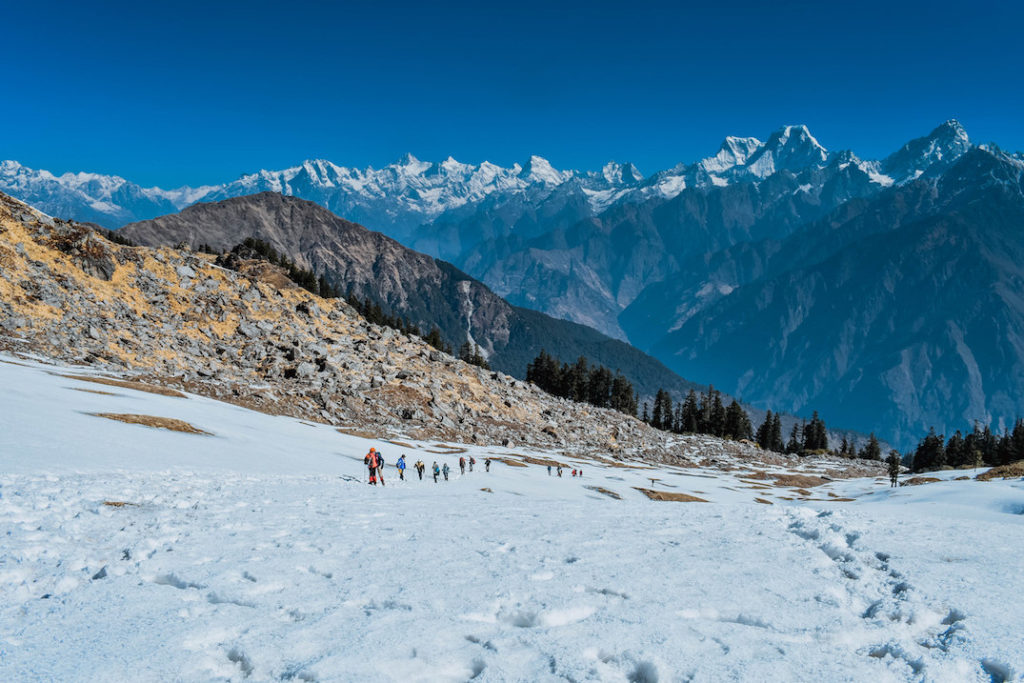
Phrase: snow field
[{"left": 1, "top": 356, "right": 1022, "bottom": 682}]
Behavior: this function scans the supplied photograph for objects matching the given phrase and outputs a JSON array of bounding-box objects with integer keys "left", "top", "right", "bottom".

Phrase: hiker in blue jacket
[{"left": 397, "top": 455, "right": 407, "bottom": 481}]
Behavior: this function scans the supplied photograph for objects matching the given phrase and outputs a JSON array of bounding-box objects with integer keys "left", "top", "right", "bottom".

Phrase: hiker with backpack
[
  {"left": 485, "top": 458, "right": 491, "bottom": 473},
  {"left": 397, "top": 455, "right": 407, "bottom": 481},
  {"left": 432, "top": 461, "right": 440, "bottom": 483},
  {"left": 459, "top": 456, "right": 466, "bottom": 475},
  {"left": 557, "top": 466, "right": 563, "bottom": 478},
  {"left": 442, "top": 463, "right": 450, "bottom": 481},
  {"left": 364, "top": 447, "right": 378, "bottom": 485},
  {"left": 376, "top": 451, "right": 386, "bottom": 486},
  {"left": 469, "top": 457, "right": 475, "bottom": 472},
  {"left": 416, "top": 460, "right": 425, "bottom": 480}
]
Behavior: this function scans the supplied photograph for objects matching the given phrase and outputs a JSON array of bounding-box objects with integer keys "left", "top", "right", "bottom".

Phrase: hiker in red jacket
[{"left": 459, "top": 456, "right": 467, "bottom": 475}]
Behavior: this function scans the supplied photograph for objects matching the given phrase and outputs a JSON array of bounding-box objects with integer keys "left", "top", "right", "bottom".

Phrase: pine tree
[
  {"left": 945, "top": 430, "right": 966, "bottom": 468},
  {"left": 651, "top": 389, "right": 673, "bottom": 431},
  {"left": 861, "top": 433, "right": 882, "bottom": 460},
  {"left": 724, "top": 400, "right": 752, "bottom": 440},
  {"left": 912, "top": 427, "right": 946, "bottom": 472},
  {"left": 681, "top": 390, "right": 699, "bottom": 433},
  {"left": 886, "top": 451, "right": 902, "bottom": 487},
  {"left": 770, "top": 413, "right": 784, "bottom": 452},
  {"left": 708, "top": 392, "right": 726, "bottom": 437},
  {"left": 786, "top": 422, "right": 803, "bottom": 454},
  {"left": 757, "top": 410, "right": 774, "bottom": 449}
]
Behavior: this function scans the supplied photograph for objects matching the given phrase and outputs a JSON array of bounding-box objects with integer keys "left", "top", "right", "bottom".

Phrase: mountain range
[{"left": 5, "top": 120, "right": 1022, "bottom": 447}]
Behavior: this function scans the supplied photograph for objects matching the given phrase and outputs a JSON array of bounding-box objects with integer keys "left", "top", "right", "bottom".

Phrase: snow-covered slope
[{"left": 1, "top": 355, "right": 1021, "bottom": 682}]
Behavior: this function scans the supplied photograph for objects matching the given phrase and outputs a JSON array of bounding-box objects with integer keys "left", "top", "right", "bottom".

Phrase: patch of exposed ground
[
  {"left": 91, "top": 413, "right": 210, "bottom": 435},
  {"left": 976, "top": 461, "right": 1024, "bottom": 481},
  {"left": 61, "top": 374, "right": 187, "bottom": 398},
  {"left": 900, "top": 477, "right": 943, "bottom": 487},
  {"left": 633, "top": 488, "right": 709, "bottom": 502},
  {"left": 773, "top": 474, "right": 829, "bottom": 488},
  {"left": 585, "top": 486, "right": 622, "bottom": 500}
]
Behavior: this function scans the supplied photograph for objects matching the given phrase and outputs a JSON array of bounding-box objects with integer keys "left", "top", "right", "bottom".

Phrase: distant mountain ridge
[{"left": 2, "top": 122, "right": 963, "bottom": 235}]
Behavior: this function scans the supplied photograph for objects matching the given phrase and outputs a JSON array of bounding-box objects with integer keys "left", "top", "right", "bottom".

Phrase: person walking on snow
[
  {"left": 442, "top": 463, "right": 450, "bottom": 481},
  {"left": 397, "top": 455, "right": 407, "bottom": 481},
  {"left": 432, "top": 461, "right": 440, "bottom": 483},
  {"left": 364, "top": 447, "right": 379, "bottom": 485},
  {"left": 485, "top": 458, "right": 492, "bottom": 473},
  {"left": 547, "top": 465, "right": 552, "bottom": 476},
  {"left": 416, "top": 460, "right": 425, "bottom": 480},
  {"left": 557, "top": 466, "right": 563, "bottom": 478},
  {"left": 459, "top": 456, "right": 466, "bottom": 475},
  {"left": 571, "top": 469, "right": 577, "bottom": 477},
  {"left": 376, "top": 451, "right": 386, "bottom": 486},
  {"left": 469, "top": 457, "right": 475, "bottom": 472}
]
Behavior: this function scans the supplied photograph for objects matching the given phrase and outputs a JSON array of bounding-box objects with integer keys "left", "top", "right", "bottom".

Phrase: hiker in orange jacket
[{"left": 364, "top": 447, "right": 379, "bottom": 485}]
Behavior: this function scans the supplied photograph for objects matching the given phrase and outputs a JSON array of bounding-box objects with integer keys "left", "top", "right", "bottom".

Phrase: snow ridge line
[{"left": 783, "top": 508, "right": 1013, "bottom": 682}]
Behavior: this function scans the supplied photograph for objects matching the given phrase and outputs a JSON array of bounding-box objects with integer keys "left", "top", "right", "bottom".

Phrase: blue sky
[{"left": 5, "top": 0, "right": 1022, "bottom": 186}]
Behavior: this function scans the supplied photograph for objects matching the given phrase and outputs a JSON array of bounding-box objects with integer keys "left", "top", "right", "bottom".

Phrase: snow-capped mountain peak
[
  {"left": 882, "top": 119, "right": 972, "bottom": 183},
  {"left": 518, "top": 155, "right": 566, "bottom": 185},
  {"left": 743, "top": 124, "right": 830, "bottom": 177},
  {"left": 601, "top": 161, "right": 644, "bottom": 185}
]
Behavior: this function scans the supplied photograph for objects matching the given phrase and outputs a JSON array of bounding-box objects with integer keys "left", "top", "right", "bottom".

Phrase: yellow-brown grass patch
[
  {"left": 900, "top": 476, "right": 942, "bottom": 487},
  {"left": 489, "top": 457, "right": 528, "bottom": 468},
  {"left": 633, "top": 487, "right": 709, "bottom": 502},
  {"left": 585, "top": 486, "right": 622, "bottom": 500},
  {"left": 754, "top": 498, "right": 773, "bottom": 505},
  {"left": 102, "top": 500, "right": 138, "bottom": 507},
  {"left": 61, "top": 374, "right": 186, "bottom": 398},
  {"left": 91, "top": 413, "right": 210, "bottom": 435},
  {"left": 68, "top": 386, "right": 119, "bottom": 396},
  {"left": 517, "top": 454, "right": 568, "bottom": 468},
  {"left": 976, "top": 461, "right": 1024, "bottom": 481},
  {"left": 336, "top": 427, "right": 380, "bottom": 440},
  {"left": 773, "top": 474, "right": 829, "bottom": 488}
]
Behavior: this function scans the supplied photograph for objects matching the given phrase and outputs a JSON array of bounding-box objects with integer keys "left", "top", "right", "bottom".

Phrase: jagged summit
[{"left": 882, "top": 119, "right": 972, "bottom": 183}]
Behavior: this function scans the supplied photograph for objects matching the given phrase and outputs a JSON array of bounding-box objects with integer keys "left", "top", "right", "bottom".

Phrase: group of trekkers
[
  {"left": 363, "top": 448, "right": 493, "bottom": 485},
  {"left": 546, "top": 464, "right": 582, "bottom": 478}
]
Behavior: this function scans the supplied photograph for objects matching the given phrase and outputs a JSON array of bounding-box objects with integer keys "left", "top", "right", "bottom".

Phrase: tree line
[
  {"left": 911, "top": 420, "right": 1024, "bottom": 472},
  {"left": 526, "top": 350, "right": 638, "bottom": 415}
]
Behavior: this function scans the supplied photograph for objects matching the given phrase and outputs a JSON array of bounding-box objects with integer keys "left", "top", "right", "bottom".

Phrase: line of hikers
[
  {"left": 546, "top": 465, "right": 582, "bottom": 478},
  {"left": 363, "top": 448, "right": 493, "bottom": 485}
]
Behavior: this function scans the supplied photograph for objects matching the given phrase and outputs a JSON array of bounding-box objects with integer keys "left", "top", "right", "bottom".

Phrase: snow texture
[{"left": 1, "top": 355, "right": 1021, "bottom": 682}]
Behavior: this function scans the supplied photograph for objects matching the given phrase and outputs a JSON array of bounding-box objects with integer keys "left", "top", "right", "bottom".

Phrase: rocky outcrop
[{"left": 118, "top": 192, "right": 697, "bottom": 399}]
